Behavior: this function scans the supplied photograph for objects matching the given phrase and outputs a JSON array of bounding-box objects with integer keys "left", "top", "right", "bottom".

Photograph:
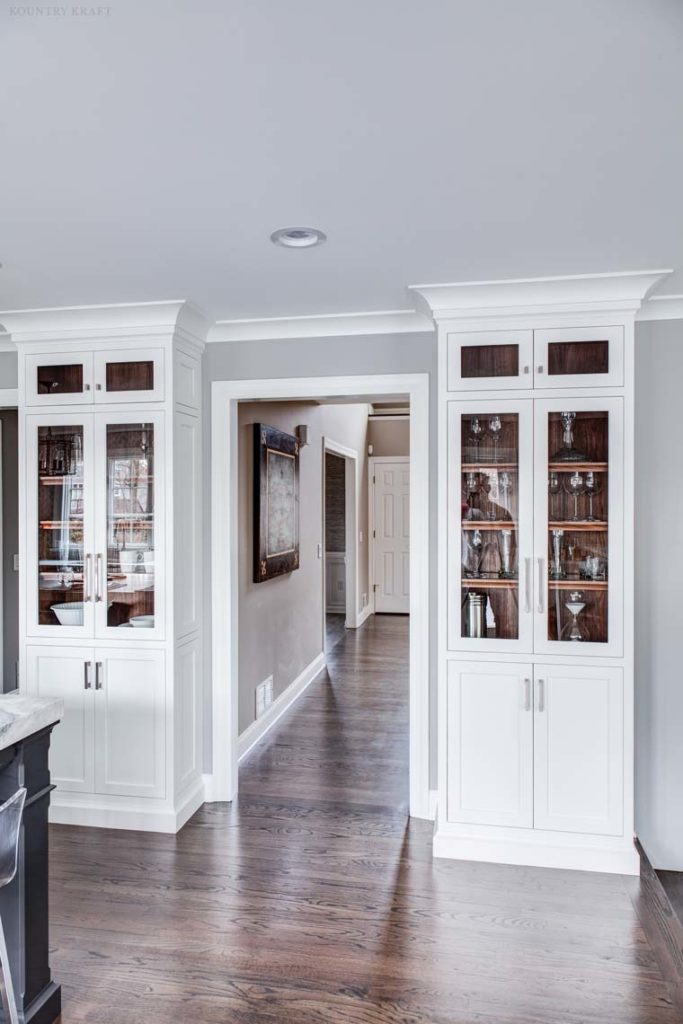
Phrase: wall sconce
[{"left": 296, "top": 425, "right": 310, "bottom": 448}]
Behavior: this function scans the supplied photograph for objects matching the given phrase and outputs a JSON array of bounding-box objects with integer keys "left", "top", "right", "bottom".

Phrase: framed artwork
[{"left": 253, "top": 423, "right": 300, "bottom": 582}]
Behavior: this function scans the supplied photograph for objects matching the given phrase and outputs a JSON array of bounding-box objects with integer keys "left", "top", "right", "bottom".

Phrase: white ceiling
[{"left": 2, "top": 0, "right": 682, "bottom": 321}]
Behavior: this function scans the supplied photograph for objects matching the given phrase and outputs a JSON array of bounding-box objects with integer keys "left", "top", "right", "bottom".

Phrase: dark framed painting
[{"left": 253, "top": 423, "right": 300, "bottom": 582}]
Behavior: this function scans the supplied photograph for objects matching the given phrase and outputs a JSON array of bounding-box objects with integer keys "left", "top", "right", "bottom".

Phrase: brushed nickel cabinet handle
[
  {"left": 524, "top": 558, "right": 531, "bottom": 613},
  {"left": 95, "top": 554, "right": 103, "bottom": 602},
  {"left": 84, "top": 383, "right": 91, "bottom": 392},
  {"left": 95, "top": 661, "right": 103, "bottom": 690},
  {"left": 523, "top": 678, "right": 531, "bottom": 712},
  {"left": 537, "top": 558, "right": 544, "bottom": 613},
  {"left": 84, "top": 553, "right": 92, "bottom": 602},
  {"left": 523, "top": 365, "right": 530, "bottom": 374},
  {"left": 537, "top": 364, "right": 544, "bottom": 373},
  {"left": 84, "top": 661, "right": 92, "bottom": 690},
  {"left": 95, "top": 383, "right": 103, "bottom": 391}
]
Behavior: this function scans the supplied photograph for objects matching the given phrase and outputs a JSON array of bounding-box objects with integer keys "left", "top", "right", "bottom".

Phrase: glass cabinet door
[
  {"left": 449, "top": 401, "right": 533, "bottom": 652},
  {"left": 95, "top": 415, "right": 164, "bottom": 637},
  {"left": 26, "top": 353, "right": 94, "bottom": 406},
  {"left": 534, "top": 327, "right": 624, "bottom": 388},
  {"left": 93, "top": 350, "right": 165, "bottom": 403},
  {"left": 447, "top": 331, "right": 533, "bottom": 391},
  {"left": 29, "top": 415, "right": 94, "bottom": 636},
  {"left": 535, "top": 398, "right": 623, "bottom": 656}
]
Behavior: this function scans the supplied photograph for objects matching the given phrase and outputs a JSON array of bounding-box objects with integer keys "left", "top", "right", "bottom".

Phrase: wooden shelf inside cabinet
[
  {"left": 548, "top": 579, "right": 608, "bottom": 590},
  {"left": 462, "top": 463, "right": 517, "bottom": 471},
  {"left": 461, "top": 578, "right": 519, "bottom": 589},
  {"left": 548, "top": 462, "right": 608, "bottom": 472},
  {"left": 548, "top": 521, "right": 608, "bottom": 531},
  {"left": 462, "top": 521, "right": 517, "bottom": 530}
]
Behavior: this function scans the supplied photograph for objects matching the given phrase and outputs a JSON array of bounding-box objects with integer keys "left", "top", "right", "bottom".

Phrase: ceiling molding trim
[
  {"left": 637, "top": 294, "right": 683, "bottom": 322},
  {"left": 0, "top": 300, "right": 209, "bottom": 346},
  {"left": 208, "top": 309, "right": 434, "bottom": 343},
  {"left": 409, "top": 270, "right": 673, "bottom": 321}
]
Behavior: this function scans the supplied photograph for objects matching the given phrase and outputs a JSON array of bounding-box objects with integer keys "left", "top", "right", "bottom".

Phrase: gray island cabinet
[{"left": 0, "top": 694, "right": 63, "bottom": 1024}]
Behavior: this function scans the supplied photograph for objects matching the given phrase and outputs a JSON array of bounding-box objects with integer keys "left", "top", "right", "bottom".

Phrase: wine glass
[
  {"left": 464, "top": 471, "right": 479, "bottom": 519},
  {"left": 565, "top": 471, "right": 585, "bottom": 522},
  {"left": 488, "top": 415, "right": 503, "bottom": 459},
  {"left": 499, "top": 471, "right": 512, "bottom": 519},
  {"left": 464, "top": 529, "right": 483, "bottom": 578},
  {"left": 469, "top": 417, "right": 484, "bottom": 454},
  {"left": 548, "top": 471, "right": 563, "bottom": 521},
  {"left": 584, "top": 471, "right": 602, "bottom": 522}
]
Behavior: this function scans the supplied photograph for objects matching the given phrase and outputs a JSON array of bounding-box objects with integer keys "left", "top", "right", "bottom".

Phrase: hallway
[{"left": 49, "top": 616, "right": 682, "bottom": 1023}]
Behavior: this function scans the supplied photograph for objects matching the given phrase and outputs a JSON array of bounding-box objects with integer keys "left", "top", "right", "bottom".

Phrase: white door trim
[
  {"left": 369, "top": 456, "right": 410, "bottom": 615},
  {"left": 210, "top": 373, "right": 430, "bottom": 819},
  {"left": 323, "top": 437, "right": 358, "bottom": 630}
]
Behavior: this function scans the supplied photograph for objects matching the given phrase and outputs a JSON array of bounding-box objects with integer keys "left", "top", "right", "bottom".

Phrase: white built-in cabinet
[
  {"left": 13, "top": 303, "right": 206, "bottom": 833},
  {"left": 431, "top": 289, "right": 642, "bottom": 876}
]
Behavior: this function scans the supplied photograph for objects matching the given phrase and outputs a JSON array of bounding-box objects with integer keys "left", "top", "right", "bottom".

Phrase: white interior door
[
  {"left": 533, "top": 664, "right": 624, "bottom": 835},
  {"left": 447, "top": 660, "right": 533, "bottom": 827},
  {"left": 372, "top": 458, "right": 409, "bottom": 613},
  {"left": 94, "top": 648, "right": 165, "bottom": 799},
  {"left": 26, "top": 646, "right": 95, "bottom": 793}
]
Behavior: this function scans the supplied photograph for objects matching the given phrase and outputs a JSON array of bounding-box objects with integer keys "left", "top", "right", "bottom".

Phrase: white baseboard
[
  {"left": 432, "top": 829, "right": 640, "bottom": 875},
  {"left": 327, "top": 602, "right": 345, "bottom": 613},
  {"left": 349, "top": 604, "right": 373, "bottom": 629},
  {"left": 49, "top": 775, "right": 206, "bottom": 834},
  {"left": 238, "top": 652, "right": 326, "bottom": 763}
]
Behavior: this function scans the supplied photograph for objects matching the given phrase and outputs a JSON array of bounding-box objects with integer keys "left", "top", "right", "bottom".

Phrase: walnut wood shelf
[
  {"left": 548, "top": 462, "right": 608, "bottom": 472},
  {"left": 461, "top": 578, "right": 519, "bottom": 589},
  {"left": 462, "top": 463, "right": 518, "bottom": 471},
  {"left": 548, "top": 521, "right": 608, "bottom": 531},
  {"left": 548, "top": 579, "right": 608, "bottom": 590},
  {"left": 462, "top": 521, "right": 517, "bottom": 530}
]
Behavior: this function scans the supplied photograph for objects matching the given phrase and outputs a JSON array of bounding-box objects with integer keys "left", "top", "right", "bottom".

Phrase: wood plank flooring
[{"left": 49, "top": 615, "right": 683, "bottom": 1022}]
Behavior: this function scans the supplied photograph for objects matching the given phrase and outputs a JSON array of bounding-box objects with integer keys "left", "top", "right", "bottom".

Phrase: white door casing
[
  {"left": 447, "top": 660, "right": 533, "bottom": 828},
  {"left": 371, "top": 457, "right": 409, "bottom": 614}
]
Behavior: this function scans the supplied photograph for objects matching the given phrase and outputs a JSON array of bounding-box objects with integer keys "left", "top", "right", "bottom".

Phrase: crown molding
[
  {"left": 637, "top": 294, "right": 683, "bottom": 322},
  {"left": 0, "top": 300, "right": 209, "bottom": 347},
  {"left": 409, "top": 270, "right": 673, "bottom": 321},
  {"left": 208, "top": 308, "right": 433, "bottom": 343}
]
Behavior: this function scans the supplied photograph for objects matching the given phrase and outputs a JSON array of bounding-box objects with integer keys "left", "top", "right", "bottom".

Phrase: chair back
[{"left": 0, "top": 790, "right": 26, "bottom": 889}]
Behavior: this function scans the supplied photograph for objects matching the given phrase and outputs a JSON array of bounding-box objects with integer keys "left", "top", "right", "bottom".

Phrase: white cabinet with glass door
[{"left": 26, "top": 410, "right": 164, "bottom": 640}]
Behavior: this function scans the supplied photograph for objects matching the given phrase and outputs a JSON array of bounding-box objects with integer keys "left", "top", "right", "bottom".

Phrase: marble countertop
[{"left": 0, "top": 693, "right": 63, "bottom": 753}]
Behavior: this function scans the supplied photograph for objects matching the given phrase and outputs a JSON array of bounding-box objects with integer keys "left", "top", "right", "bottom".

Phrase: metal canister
[{"left": 465, "top": 592, "right": 487, "bottom": 638}]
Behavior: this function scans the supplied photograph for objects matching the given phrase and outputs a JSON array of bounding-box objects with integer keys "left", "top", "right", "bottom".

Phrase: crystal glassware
[
  {"left": 548, "top": 471, "right": 563, "bottom": 521},
  {"left": 560, "top": 591, "right": 590, "bottom": 642},
  {"left": 565, "top": 471, "right": 585, "bottom": 521},
  {"left": 584, "top": 471, "right": 601, "bottom": 522},
  {"left": 488, "top": 415, "right": 503, "bottom": 459},
  {"left": 464, "top": 529, "right": 483, "bottom": 578},
  {"left": 549, "top": 529, "right": 566, "bottom": 580},
  {"left": 499, "top": 471, "right": 512, "bottom": 519},
  {"left": 469, "top": 417, "right": 485, "bottom": 454},
  {"left": 498, "top": 529, "right": 515, "bottom": 579},
  {"left": 464, "top": 472, "right": 480, "bottom": 519},
  {"left": 552, "top": 411, "right": 587, "bottom": 463}
]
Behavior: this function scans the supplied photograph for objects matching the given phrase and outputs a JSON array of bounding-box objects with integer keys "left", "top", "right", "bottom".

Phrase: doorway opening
[
  {"left": 323, "top": 438, "right": 358, "bottom": 653},
  {"left": 210, "top": 373, "right": 430, "bottom": 819}
]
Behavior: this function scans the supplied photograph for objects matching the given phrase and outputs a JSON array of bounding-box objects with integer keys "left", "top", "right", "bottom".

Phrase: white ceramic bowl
[
  {"left": 51, "top": 602, "right": 84, "bottom": 626},
  {"left": 130, "top": 615, "right": 154, "bottom": 628}
]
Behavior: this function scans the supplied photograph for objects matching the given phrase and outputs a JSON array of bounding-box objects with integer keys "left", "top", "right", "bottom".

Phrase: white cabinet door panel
[
  {"left": 534, "top": 665, "right": 623, "bottom": 836},
  {"left": 447, "top": 661, "right": 533, "bottom": 828},
  {"left": 26, "top": 646, "right": 95, "bottom": 793},
  {"left": 94, "top": 649, "right": 165, "bottom": 799},
  {"left": 373, "top": 460, "right": 409, "bottom": 613}
]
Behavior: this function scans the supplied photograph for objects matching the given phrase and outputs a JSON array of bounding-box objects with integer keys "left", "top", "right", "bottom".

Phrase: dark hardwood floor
[
  {"left": 325, "top": 611, "right": 347, "bottom": 653},
  {"left": 50, "top": 615, "right": 683, "bottom": 1022}
]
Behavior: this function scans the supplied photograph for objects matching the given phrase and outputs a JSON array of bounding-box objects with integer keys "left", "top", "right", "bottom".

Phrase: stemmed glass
[
  {"left": 488, "top": 416, "right": 503, "bottom": 460},
  {"left": 469, "top": 417, "right": 485, "bottom": 455},
  {"left": 565, "top": 471, "right": 585, "bottom": 522},
  {"left": 584, "top": 471, "right": 601, "bottom": 522},
  {"left": 464, "top": 472, "right": 480, "bottom": 519},
  {"left": 499, "top": 471, "right": 512, "bottom": 519},
  {"left": 548, "top": 471, "right": 563, "bottom": 521}
]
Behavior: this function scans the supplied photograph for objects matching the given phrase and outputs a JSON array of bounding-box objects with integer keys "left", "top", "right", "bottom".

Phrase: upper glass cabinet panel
[
  {"left": 534, "top": 326, "right": 624, "bottom": 388},
  {"left": 447, "top": 331, "right": 533, "bottom": 391},
  {"left": 25, "top": 349, "right": 165, "bottom": 405}
]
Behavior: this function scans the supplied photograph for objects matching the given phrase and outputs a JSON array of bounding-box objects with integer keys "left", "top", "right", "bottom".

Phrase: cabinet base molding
[
  {"left": 432, "top": 828, "right": 640, "bottom": 875},
  {"left": 49, "top": 775, "right": 205, "bottom": 834}
]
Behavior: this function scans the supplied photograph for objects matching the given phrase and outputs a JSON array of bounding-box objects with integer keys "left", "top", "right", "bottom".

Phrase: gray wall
[
  {"left": 203, "top": 333, "right": 438, "bottom": 775},
  {"left": 635, "top": 320, "right": 683, "bottom": 869},
  {"left": 0, "top": 353, "right": 18, "bottom": 390},
  {"left": 368, "top": 417, "right": 410, "bottom": 456},
  {"left": 237, "top": 400, "right": 369, "bottom": 734},
  {"left": 0, "top": 411, "right": 18, "bottom": 691}
]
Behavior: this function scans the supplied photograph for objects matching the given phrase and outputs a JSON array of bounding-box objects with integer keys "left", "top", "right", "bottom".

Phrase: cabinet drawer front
[
  {"left": 447, "top": 661, "right": 533, "bottom": 828},
  {"left": 26, "top": 646, "right": 95, "bottom": 793},
  {"left": 533, "top": 665, "right": 623, "bottom": 836},
  {"left": 94, "top": 649, "right": 165, "bottom": 799},
  {"left": 534, "top": 326, "right": 624, "bottom": 388},
  {"left": 447, "top": 331, "right": 533, "bottom": 391}
]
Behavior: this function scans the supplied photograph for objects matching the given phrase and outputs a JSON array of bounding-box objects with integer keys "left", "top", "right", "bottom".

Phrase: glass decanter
[
  {"left": 560, "top": 591, "right": 590, "bottom": 642},
  {"left": 552, "top": 412, "right": 587, "bottom": 463}
]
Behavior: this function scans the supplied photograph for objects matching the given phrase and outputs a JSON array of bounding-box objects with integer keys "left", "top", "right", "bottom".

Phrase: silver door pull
[
  {"left": 84, "top": 553, "right": 92, "bottom": 602},
  {"left": 537, "top": 558, "right": 544, "bottom": 613},
  {"left": 95, "top": 554, "right": 103, "bottom": 602},
  {"left": 537, "top": 679, "right": 545, "bottom": 712},
  {"left": 524, "top": 558, "right": 532, "bottom": 613},
  {"left": 84, "top": 661, "right": 92, "bottom": 690},
  {"left": 523, "top": 678, "right": 531, "bottom": 712},
  {"left": 95, "top": 662, "right": 103, "bottom": 690},
  {"left": 537, "top": 364, "right": 544, "bottom": 373}
]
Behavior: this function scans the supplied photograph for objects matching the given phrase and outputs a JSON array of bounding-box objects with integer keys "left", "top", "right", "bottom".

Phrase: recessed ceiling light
[{"left": 270, "top": 227, "right": 327, "bottom": 249}]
